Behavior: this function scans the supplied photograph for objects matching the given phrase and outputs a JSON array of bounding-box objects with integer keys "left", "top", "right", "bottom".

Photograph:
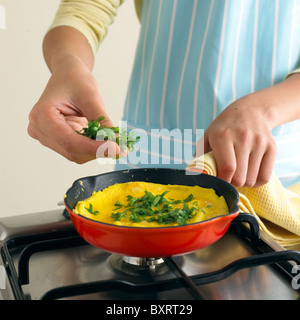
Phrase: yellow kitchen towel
[{"left": 187, "top": 152, "right": 300, "bottom": 248}]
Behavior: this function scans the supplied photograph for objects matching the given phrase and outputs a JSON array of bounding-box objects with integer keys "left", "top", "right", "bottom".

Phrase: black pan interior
[{"left": 65, "top": 168, "right": 240, "bottom": 215}]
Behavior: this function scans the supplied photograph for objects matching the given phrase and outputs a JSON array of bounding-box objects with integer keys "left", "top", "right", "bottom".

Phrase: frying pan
[{"left": 64, "top": 168, "right": 240, "bottom": 257}]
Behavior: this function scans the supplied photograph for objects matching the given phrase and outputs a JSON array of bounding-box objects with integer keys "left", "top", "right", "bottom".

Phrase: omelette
[{"left": 74, "top": 181, "right": 229, "bottom": 227}]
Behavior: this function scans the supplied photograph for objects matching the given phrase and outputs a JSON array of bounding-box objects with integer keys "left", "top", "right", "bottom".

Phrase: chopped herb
[
  {"left": 183, "top": 194, "right": 194, "bottom": 203},
  {"left": 85, "top": 203, "right": 99, "bottom": 215},
  {"left": 76, "top": 117, "right": 140, "bottom": 152},
  {"left": 112, "top": 210, "right": 127, "bottom": 221},
  {"left": 114, "top": 201, "right": 123, "bottom": 207},
  {"left": 111, "top": 190, "right": 201, "bottom": 225}
]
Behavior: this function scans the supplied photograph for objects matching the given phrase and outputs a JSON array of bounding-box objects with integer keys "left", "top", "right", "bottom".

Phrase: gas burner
[
  {"left": 123, "top": 256, "right": 164, "bottom": 268},
  {"left": 109, "top": 254, "right": 182, "bottom": 277}
]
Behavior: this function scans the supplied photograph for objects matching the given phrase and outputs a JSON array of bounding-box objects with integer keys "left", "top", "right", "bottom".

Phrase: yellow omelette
[{"left": 74, "top": 181, "right": 229, "bottom": 227}]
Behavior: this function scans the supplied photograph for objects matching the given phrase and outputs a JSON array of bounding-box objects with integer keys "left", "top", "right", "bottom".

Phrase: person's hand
[
  {"left": 195, "top": 93, "right": 277, "bottom": 188},
  {"left": 28, "top": 59, "right": 125, "bottom": 163}
]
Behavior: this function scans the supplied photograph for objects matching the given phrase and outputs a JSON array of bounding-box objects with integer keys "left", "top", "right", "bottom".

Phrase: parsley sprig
[
  {"left": 85, "top": 203, "right": 99, "bottom": 215},
  {"left": 111, "top": 190, "right": 202, "bottom": 226},
  {"left": 76, "top": 117, "right": 140, "bottom": 152}
]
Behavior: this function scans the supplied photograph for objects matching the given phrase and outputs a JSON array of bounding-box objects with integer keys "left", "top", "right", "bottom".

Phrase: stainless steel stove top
[{"left": 0, "top": 209, "right": 300, "bottom": 300}]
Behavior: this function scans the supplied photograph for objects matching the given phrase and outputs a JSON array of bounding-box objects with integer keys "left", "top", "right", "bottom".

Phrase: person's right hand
[{"left": 28, "top": 59, "right": 125, "bottom": 163}]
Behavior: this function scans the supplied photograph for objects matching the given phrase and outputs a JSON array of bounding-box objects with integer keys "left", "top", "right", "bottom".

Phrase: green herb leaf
[
  {"left": 114, "top": 201, "right": 123, "bottom": 207},
  {"left": 76, "top": 117, "right": 140, "bottom": 152},
  {"left": 112, "top": 210, "right": 128, "bottom": 221},
  {"left": 85, "top": 203, "right": 99, "bottom": 215},
  {"left": 111, "top": 190, "right": 199, "bottom": 225},
  {"left": 183, "top": 194, "right": 194, "bottom": 203}
]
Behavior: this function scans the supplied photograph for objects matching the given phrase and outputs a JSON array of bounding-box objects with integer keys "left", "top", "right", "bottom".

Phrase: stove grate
[{"left": 40, "top": 249, "right": 300, "bottom": 300}]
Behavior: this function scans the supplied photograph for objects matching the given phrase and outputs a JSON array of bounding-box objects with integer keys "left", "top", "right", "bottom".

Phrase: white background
[{"left": 0, "top": 0, "right": 140, "bottom": 218}]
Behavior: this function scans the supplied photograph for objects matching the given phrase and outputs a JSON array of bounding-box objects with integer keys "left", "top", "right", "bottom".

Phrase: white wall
[{"left": 0, "top": 0, "right": 140, "bottom": 218}]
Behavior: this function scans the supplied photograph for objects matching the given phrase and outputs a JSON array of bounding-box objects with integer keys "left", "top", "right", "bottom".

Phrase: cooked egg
[{"left": 74, "top": 181, "right": 229, "bottom": 227}]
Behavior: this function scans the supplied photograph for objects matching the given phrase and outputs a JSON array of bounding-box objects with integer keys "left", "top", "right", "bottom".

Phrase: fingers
[
  {"left": 206, "top": 129, "right": 276, "bottom": 188},
  {"left": 28, "top": 103, "right": 125, "bottom": 164},
  {"left": 209, "top": 136, "right": 237, "bottom": 183},
  {"left": 235, "top": 133, "right": 276, "bottom": 188},
  {"left": 28, "top": 120, "right": 124, "bottom": 164},
  {"left": 253, "top": 142, "right": 276, "bottom": 187},
  {"left": 28, "top": 63, "right": 124, "bottom": 164}
]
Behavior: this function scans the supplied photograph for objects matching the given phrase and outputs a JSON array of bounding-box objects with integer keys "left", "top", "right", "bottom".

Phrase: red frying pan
[{"left": 64, "top": 168, "right": 240, "bottom": 257}]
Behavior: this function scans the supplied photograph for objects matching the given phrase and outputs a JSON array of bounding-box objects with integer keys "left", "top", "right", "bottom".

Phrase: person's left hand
[{"left": 195, "top": 94, "right": 277, "bottom": 188}]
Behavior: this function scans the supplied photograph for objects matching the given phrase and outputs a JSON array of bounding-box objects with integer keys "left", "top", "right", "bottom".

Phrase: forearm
[
  {"left": 43, "top": 26, "right": 94, "bottom": 73},
  {"left": 246, "top": 73, "right": 300, "bottom": 129}
]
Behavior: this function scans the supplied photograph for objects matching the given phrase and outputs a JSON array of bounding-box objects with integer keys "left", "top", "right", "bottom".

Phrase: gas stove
[{"left": 0, "top": 208, "right": 300, "bottom": 300}]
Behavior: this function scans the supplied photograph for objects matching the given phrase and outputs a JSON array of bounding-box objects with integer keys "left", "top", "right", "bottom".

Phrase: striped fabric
[{"left": 116, "top": 0, "right": 300, "bottom": 187}]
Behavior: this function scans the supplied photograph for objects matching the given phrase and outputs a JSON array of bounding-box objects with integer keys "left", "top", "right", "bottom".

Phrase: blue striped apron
[{"left": 115, "top": 0, "right": 300, "bottom": 187}]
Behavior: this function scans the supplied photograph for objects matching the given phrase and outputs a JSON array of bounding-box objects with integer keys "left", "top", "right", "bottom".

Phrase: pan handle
[{"left": 231, "top": 212, "right": 260, "bottom": 245}]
